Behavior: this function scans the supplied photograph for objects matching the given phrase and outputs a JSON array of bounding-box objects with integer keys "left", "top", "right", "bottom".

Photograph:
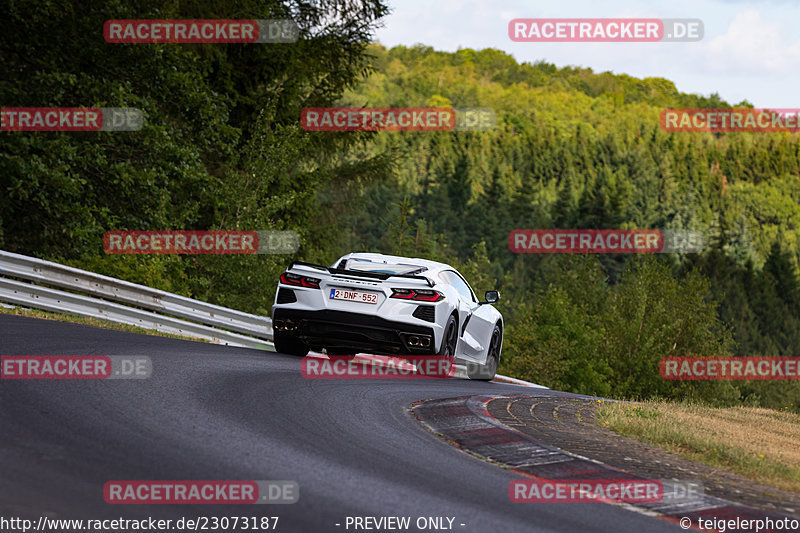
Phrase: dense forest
[
  {"left": 2, "top": 2, "right": 799, "bottom": 409},
  {"left": 334, "top": 44, "right": 800, "bottom": 408}
]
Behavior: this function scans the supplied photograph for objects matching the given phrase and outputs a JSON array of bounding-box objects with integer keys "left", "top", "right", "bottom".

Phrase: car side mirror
[{"left": 481, "top": 290, "right": 500, "bottom": 305}]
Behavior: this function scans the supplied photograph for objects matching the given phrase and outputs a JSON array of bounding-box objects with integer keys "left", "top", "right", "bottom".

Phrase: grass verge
[
  {"left": 596, "top": 399, "right": 800, "bottom": 494},
  {"left": 0, "top": 305, "right": 211, "bottom": 344}
]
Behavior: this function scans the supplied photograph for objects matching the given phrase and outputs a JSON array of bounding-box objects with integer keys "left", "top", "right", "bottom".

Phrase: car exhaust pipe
[
  {"left": 275, "top": 319, "right": 297, "bottom": 332},
  {"left": 408, "top": 335, "right": 420, "bottom": 346}
]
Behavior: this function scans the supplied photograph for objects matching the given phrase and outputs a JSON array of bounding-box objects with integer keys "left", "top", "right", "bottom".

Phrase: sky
[{"left": 373, "top": 0, "right": 800, "bottom": 108}]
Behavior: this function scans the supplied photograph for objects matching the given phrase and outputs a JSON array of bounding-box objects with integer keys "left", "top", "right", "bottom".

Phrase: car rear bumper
[{"left": 272, "top": 308, "right": 436, "bottom": 355}]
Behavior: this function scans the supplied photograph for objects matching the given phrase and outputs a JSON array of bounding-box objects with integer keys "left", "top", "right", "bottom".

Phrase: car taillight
[
  {"left": 280, "top": 272, "right": 321, "bottom": 289},
  {"left": 390, "top": 288, "right": 443, "bottom": 302}
]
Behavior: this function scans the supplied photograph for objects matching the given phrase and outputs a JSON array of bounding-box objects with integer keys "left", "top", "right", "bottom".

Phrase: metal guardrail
[{"left": 0, "top": 250, "right": 272, "bottom": 349}]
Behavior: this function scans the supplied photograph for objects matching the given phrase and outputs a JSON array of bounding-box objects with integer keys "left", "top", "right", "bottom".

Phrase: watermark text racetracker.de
[
  {"left": 508, "top": 18, "right": 703, "bottom": 42},
  {"left": 104, "top": 230, "right": 299, "bottom": 254},
  {"left": 509, "top": 229, "right": 704, "bottom": 253},
  {"left": 1, "top": 108, "right": 142, "bottom": 131},
  {"left": 104, "top": 19, "right": 299, "bottom": 43},
  {"left": 301, "top": 355, "right": 456, "bottom": 379},
  {"left": 661, "top": 108, "right": 800, "bottom": 132},
  {"left": 510, "top": 479, "right": 704, "bottom": 504},
  {"left": 104, "top": 480, "right": 298, "bottom": 504},
  {"left": 1, "top": 356, "right": 151, "bottom": 379},
  {"left": 300, "top": 107, "right": 495, "bottom": 132},
  {"left": 661, "top": 356, "right": 800, "bottom": 380}
]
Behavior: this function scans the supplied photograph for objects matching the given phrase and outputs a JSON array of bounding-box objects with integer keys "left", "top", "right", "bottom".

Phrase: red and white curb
[{"left": 412, "top": 394, "right": 795, "bottom": 531}]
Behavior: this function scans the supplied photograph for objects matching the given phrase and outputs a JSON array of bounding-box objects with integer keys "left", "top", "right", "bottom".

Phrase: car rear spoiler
[{"left": 288, "top": 261, "right": 435, "bottom": 287}]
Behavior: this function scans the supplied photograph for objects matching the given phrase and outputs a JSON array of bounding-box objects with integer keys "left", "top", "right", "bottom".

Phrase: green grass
[
  {"left": 0, "top": 305, "right": 212, "bottom": 344},
  {"left": 596, "top": 399, "right": 800, "bottom": 494}
]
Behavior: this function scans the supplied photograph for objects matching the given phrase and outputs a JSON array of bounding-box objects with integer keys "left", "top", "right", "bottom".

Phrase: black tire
[
  {"left": 274, "top": 334, "right": 309, "bottom": 357},
  {"left": 438, "top": 314, "right": 458, "bottom": 356},
  {"left": 325, "top": 348, "right": 356, "bottom": 359},
  {"left": 468, "top": 325, "right": 501, "bottom": 381}
]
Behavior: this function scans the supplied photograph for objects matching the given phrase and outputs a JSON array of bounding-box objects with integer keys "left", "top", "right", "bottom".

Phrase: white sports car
[{"left": 271, "top": 252, "right": 503, "bottom": 380}]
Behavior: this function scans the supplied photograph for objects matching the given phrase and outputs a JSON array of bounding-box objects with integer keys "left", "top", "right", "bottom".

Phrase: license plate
[{"left": 329, "top": 288, "right": 378, "bottom": 304}]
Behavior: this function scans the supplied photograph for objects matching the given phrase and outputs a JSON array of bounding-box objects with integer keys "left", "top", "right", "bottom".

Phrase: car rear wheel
[
  {"left": 468, "top": 325, "right": 501, "bottom": 381},
  {"left": 438, "top": 314, "right": 458, "bottom": 356},
  {"left": 274, "top": 334, "right": 309, "bottom": 357}
]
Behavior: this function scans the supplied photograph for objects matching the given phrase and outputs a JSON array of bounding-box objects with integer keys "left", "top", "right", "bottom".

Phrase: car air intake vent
[
  {"left": 412, "top": 305, "right": 435, "bottom": 322},
  {"left": 277, "top": 288, "right": 297, "bottom": 304}
]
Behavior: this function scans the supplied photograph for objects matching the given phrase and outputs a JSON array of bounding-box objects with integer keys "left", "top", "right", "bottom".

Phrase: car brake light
[
  {"left": 280, "top": 272, "right": 321, "bottom": 289},
  {"left": 301, "top": 277, "right": 320, "bottom": 288},
  {"left": 390, "top": 288, "right": 443, "bottom": 302}
]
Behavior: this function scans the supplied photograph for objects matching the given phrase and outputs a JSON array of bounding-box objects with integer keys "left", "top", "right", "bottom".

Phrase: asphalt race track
[{"left": 0, "top": 314, "right": 684, "bottom": 532}]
